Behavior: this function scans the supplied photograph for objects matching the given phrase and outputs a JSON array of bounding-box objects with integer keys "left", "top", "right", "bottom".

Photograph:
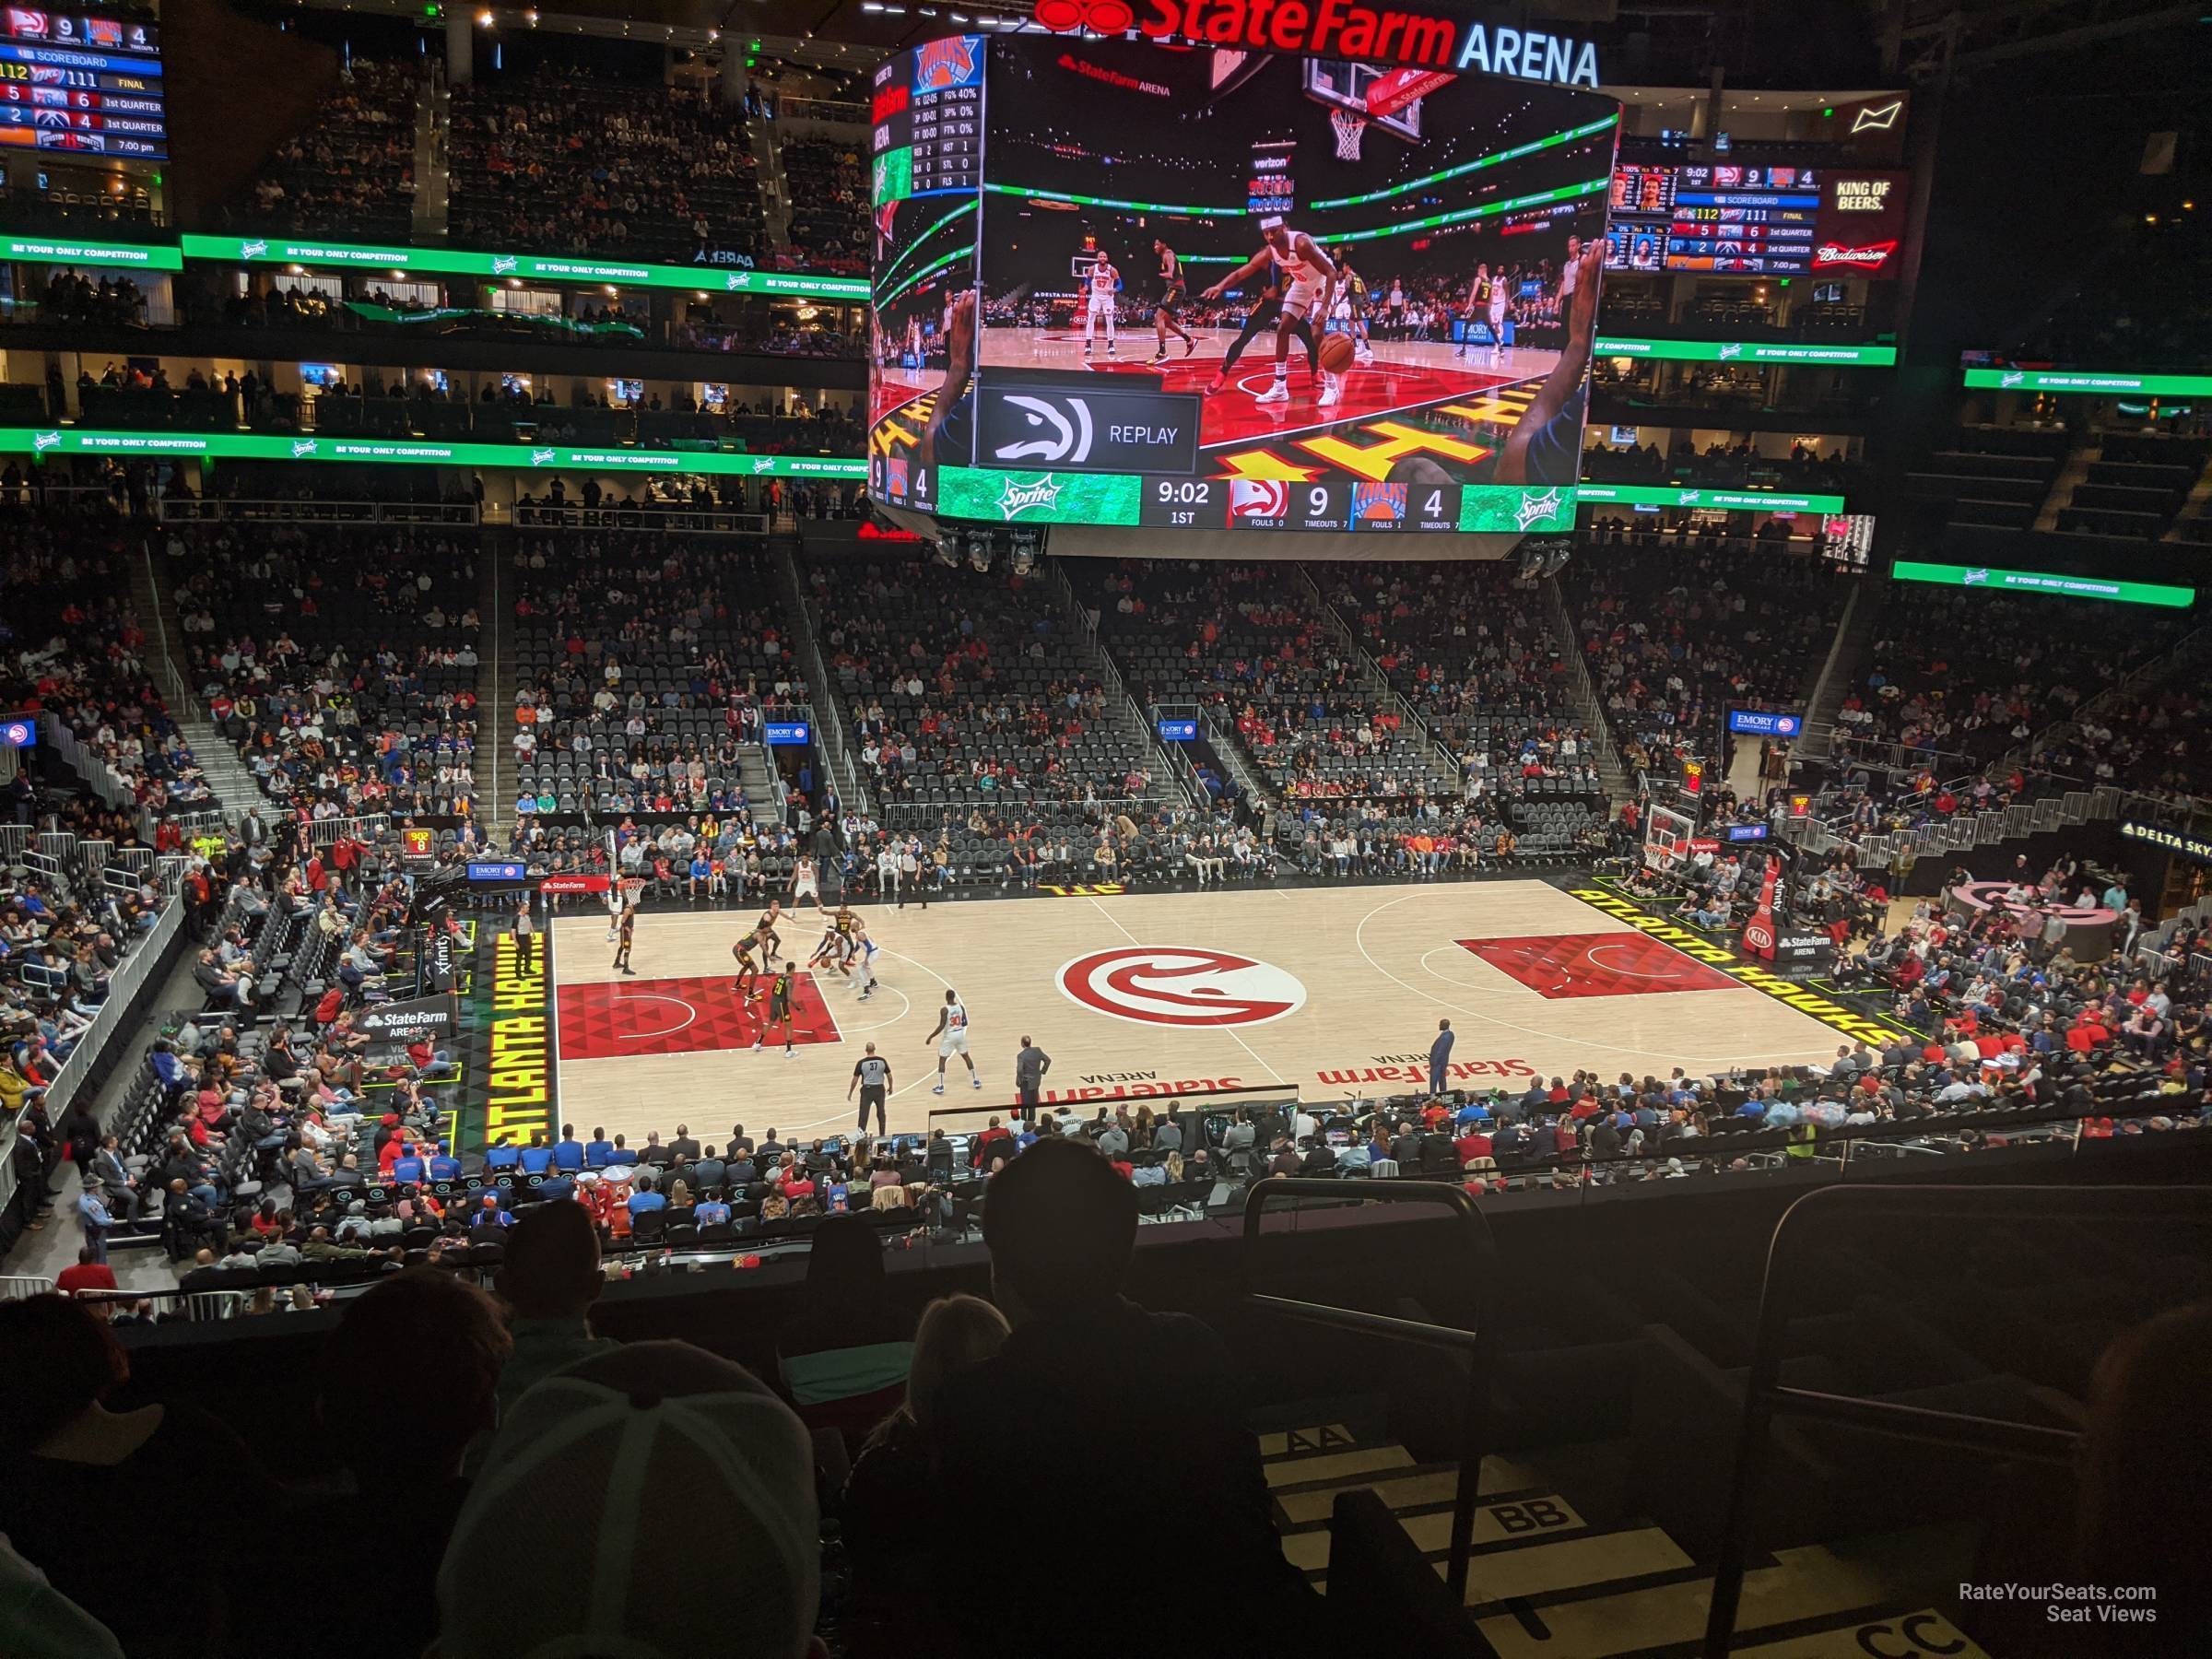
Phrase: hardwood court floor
[{"left": 547, "top": 879, "right": 1852, "bottom": 1146}]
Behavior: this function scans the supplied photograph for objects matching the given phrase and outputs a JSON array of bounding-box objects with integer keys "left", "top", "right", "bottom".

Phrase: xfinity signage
[
  {"left": 979, "top": 379, "right": 1202, "bottom": 477},
  {"left": 1727, "top": 709, "right": 1803, "bottom": 738}
]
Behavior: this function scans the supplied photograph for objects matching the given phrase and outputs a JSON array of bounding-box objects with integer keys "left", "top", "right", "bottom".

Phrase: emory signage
[{"left": 1030, "top": 2, "right": 1603, "bottom": 86}]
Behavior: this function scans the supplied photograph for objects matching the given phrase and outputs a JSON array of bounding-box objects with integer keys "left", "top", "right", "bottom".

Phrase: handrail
[
  {"left": 1045, "top": 559, "right": 1180, "bottom": 796},
  {"left": 772, "top": 543, "right": 871, "bottom": 818},
  {"left": 1542, "top": 572, "right": 1630, "bottom": 798},
  {"left": 1241, "top": 1176, "right": 1500, "bottom": 1604},
  {"left": 1701, "top": 1182, "right": 2212, "bottom": 1658},
  {"left": 1297, "top": 565, "right": 1464, "bottom": 793}
]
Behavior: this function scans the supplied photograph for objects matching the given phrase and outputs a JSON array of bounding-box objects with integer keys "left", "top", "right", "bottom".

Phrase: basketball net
[{"left": 1330, "top": 105, "right": 1368, "bottom": 161}]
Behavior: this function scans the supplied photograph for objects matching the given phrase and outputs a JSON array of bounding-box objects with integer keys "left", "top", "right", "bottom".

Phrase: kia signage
[
  {"left": 764, "top": 721, "right": 812, "bottom": 747},
  {"left": 978, "top": 378, "right": 1204, "bottom": 478},
  {"left": 1727, "top": 709, "right": 1803, "bottom": 738}
]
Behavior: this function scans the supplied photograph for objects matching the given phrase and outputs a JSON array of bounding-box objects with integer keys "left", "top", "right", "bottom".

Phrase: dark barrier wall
[{"left": 110, "top": 1131, "right": 2212, "bottom": 1475}]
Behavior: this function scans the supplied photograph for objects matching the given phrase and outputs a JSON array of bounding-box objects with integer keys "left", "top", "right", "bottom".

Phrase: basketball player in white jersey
[
  {"left": 1486, "top": 265, "right": 1512, "bottom": 367},
  {"left": 926, "top": 986, "right": 980, "bottom": 1093},
  {"left": 790, "top": 854, "right": 822, "bottom": 912},
  {"left": 1082, "top": 250, "right": 1119, "bottom": 359},
  {"left": 852, "top": 915, "right": 880, "bottom": 1001},
  {"left": 1201, "top": 216, "right": 1339, "bottom": 407}
]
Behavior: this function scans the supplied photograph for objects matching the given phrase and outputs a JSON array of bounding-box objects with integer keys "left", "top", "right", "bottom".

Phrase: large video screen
[
  {"left": 1603, "top": 163, "right": 1907, "bottom": 278},
  {"left": 868, "top": 36, "right": 1618, "bottom": 549},
  {"left": 866, "top": 35, "right": 984, "bottom": 512}
]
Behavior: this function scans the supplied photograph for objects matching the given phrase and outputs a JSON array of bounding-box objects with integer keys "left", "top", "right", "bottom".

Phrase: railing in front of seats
[
  {"left": 1240, "top": 1177, "right": 1501, "bottom": 1606},
  {"left": 1700, "top": 1182, "right": 2212, "bottom": 1658}
]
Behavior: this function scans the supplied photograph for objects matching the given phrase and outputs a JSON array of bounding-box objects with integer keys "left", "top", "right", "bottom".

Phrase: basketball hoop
[{"left": 1330, "top": 106, "right": 1368, "bottom": 161}]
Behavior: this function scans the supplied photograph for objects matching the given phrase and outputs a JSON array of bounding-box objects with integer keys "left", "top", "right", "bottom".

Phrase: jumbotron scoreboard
[{"left": 867, "top": 31, "right": 1619, "bottom": 559}]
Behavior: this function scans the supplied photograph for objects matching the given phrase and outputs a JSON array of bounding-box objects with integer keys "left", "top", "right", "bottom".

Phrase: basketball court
[{"left": 543, "top": 880, "right": 1868, "bottom": 1145}]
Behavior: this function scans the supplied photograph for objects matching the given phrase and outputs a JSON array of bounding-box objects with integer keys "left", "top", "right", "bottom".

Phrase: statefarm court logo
[{"left": 1059, "top": 947, "right": 1307, "bottom": 1028}]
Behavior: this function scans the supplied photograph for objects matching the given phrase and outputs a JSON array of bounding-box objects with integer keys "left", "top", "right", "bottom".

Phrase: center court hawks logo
[{"left": 1059, "top": 947, "right": 1307, "bottom": 1028}]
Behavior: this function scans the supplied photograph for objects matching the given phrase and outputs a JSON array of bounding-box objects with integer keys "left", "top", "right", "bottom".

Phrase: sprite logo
[
  {"left": 996, "top": 475, "right": 1063, "bottom": 520},
  {"left": 1962, "top": 568, "right": 1990, "bottom": 585},
  {"left": 1512, "top": 488, "right": 1561, "bottom": 531},
  {"left": 1999, "top": 371, "right": 2024, "bottom": 388},
  {"left": 751, "top": 457, "right": 777, "bottom": 475},
  {"left": 491, "top": 254, "right": 517, "bottom": 274},
  {"left": 1677, "top": 488, "right": 1703, "bottom": 505},
  {"left": 241, "top": 239, "right": 268, "bottom": 258},
  {"left": 1717, "top": 342, "right": 1743, "bottom": 359},
  {"left": 290, "top": 439, "right": 319, "bottom": 458},
  {"left": 726, "top": 273, "right": 747, "bottom": 291},
  {"left": 529, "top": 448, "right": 557, "bottom": 466},
  {"left": 32, "top": 430, "right": 62, "bottom": 453}
]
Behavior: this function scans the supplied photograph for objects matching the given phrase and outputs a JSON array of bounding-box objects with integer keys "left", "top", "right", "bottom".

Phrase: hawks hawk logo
[{"left": 1058, "top": 947, "right": 1307, "bottom": 1028}]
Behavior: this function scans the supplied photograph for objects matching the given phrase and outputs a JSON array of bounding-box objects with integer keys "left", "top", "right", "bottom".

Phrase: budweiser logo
[{"left": 1814, "top": 239, "right": 1897, "bottom": 270}]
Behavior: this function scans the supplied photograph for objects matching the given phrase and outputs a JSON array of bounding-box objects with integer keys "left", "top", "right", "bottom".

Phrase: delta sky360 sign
[{"left": 1030, "top": 0, "right": 1604, "bottom": 87}]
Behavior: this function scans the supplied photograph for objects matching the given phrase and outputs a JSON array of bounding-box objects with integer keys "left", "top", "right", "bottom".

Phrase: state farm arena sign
[{"left": 1030, "top": 1, "right": 1604, "bottom": 87}]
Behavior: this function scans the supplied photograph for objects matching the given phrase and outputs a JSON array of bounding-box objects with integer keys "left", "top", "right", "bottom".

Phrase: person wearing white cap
[{"left": 432, "top": 1341, "right": 823, "bottom": 1659}]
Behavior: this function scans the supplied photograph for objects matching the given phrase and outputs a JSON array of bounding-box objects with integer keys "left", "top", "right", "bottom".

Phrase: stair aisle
[
  {"left": 481, "top": 526, "right": 516, "bottom": 831},
  {"left": 735, "top": 742, "right": 783, "bottom": 832},
  {"left": 132, "top": 533, "right": 252, "bottom": 826},
  {"left": 1259, "top": 1421, "right": 1992, "bottom": 1657}
]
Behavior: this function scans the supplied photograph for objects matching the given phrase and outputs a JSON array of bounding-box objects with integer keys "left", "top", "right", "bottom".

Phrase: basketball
[{"left": 1318, "top": 333, "right": 1356, "bottom": 374}]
